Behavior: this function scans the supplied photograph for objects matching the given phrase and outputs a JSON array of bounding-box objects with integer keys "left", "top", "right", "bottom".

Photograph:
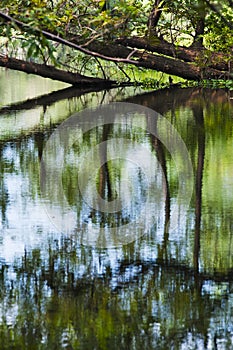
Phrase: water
[{"left": 0, "top": 68, "right": 233, "bottom": 349}]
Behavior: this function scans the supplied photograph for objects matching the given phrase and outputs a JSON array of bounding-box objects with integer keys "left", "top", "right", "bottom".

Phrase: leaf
[{"left": 27, "top": 42, "right": 36, "bottom": 59}]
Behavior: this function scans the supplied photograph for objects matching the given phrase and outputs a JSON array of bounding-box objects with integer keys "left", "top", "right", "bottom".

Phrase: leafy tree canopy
[{"left": 0, "top": 0, "right": 232, "bottom": 84}]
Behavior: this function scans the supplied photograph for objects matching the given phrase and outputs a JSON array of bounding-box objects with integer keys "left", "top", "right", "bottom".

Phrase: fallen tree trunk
[
  {"left": 0, "top": 11, "right": 232, "bottom": 82},
  {"left": 82, "top": 40, "right": 232, "bottom": 80},
  {"left": 0, "top": 55, "right": 116, "bottom": 86},
  {"left": 116, "top": 36, "right": 230, "bottom": 72}
]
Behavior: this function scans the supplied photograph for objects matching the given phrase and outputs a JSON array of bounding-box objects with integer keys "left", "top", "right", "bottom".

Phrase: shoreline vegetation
[{"left": 0, "top": 1, "right": 232, "bottom": 87}]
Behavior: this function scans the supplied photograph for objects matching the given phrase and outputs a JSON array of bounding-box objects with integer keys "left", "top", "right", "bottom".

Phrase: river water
[{"left": 0, "top": 68, "right": 233, "bottom": 349}]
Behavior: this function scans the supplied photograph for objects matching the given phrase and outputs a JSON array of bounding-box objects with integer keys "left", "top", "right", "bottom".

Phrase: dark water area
[{"left": 0, "top": 69, "right": 233, "bottom": 349}]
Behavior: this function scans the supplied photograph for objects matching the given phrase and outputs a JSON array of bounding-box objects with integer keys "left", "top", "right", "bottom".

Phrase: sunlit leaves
[{"left": 0, "top": 0, "right": 232, "bottom": 80}]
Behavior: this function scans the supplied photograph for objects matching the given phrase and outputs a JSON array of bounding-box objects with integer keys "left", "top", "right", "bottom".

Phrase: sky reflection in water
[{"left": 0, "top": 69, "right": 233, "bottom": 349}]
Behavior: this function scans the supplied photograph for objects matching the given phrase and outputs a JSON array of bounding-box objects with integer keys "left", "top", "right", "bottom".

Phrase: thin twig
[
  {"left": 115, "top": 62, "right": 131, "bottom": 82},
  {"left": 94, "top": 56, "right": 107, "bottom": 80},
  {"left": 126, "top": 49, "right": 137, "bottom": 60}
]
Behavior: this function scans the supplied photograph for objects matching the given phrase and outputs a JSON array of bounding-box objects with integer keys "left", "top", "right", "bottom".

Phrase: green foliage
[
  {"left": 205, "top": 11, "right": 233, "bottom": 54},
  {"left": 194, "top": 79, "right": 233, "bottom": 89},
  {"left": 0, "top": 0, "right": 62, "bottom": 64},
  {"left": 0, "top": 0, "right": 233, "bottom": 81},
  {"left": 0, "top": 0, "right": 147, "bottom": 68}
]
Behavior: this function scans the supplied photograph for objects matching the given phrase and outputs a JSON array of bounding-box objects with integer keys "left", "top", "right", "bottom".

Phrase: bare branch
[
  {"left": 126, "top": 49, "right": 138, "bottom": 60},
  {"left": 115, "top": 62, "right": 131, "bottom": 82},
  {"left": 94, "top": 56, "right": 107, "bottom": 80}
]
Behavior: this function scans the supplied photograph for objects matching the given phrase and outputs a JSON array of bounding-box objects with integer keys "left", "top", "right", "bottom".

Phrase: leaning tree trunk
[
  {"left": 0, "top": 11, "right": 232, "bottom": 83},
  {"left": 116, "top": 36, "right": 229, "bottom": 72},
  {"left": 0, "top": 55, "right": 116, "bottom": 86},
  {"left": 83, "top": 40, "right": 232, "bottom": 80}
]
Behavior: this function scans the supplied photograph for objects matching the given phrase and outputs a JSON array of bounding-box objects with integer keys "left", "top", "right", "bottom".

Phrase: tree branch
[
  {"left": 148, "top": 0, "right": 165, "bottom": 34},
  {"left": 0, "top": 11, "right": 232, "bottom": 81},
  {"left": 0, "top": 11, "right": 139, "bottom": 64}
]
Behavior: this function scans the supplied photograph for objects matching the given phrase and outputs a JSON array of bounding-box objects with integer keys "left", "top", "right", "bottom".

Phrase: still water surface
[{"left": 0, "top": 68, "right": 233, "bottom": 349}]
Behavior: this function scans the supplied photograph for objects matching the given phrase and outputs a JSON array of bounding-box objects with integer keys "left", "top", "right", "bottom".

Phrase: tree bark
[
  {"left": 192, "top": 17, "right": 205, "bottom": 48},
  {"left": 84, "top": 40, "right": 231, "bottom": 80},
  {"left": 148, "top": 0, "right": 164, "bottom": 34},
  {"left": 116, "top": 36, "right": 229, "bottom": 72}
]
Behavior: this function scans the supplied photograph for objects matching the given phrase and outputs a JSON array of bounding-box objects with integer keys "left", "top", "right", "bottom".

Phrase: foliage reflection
[{"left": 0, "top": 86, "right": 233, "bottom": 349}]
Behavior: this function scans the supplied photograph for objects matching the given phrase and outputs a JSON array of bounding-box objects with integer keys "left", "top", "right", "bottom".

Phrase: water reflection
[
  {"left": 0, "top": 74, "right": 233, "bottom": 349},
  {"left": 41, "top": 102, "right": 193, "bottom": 248}
]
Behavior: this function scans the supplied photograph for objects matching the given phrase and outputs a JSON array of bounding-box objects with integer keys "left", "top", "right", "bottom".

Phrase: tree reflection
[
  {"left": 1, "top": 87, "right": 233, "bottom": 349},
  {"left": 0, "top": 239, "right": 232, "bottom": 349},
  {"left": 97, "top": 124, "right": 116, "bottom": 203},
  {"left": 193, "top": 103, "right": 205, "bottom": 273},
  {"left": 148, "top": 116, "right": 171, "bottom": 263},
  {"left": 0, "top": 144, "right": 9, "bottom": 226}
]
